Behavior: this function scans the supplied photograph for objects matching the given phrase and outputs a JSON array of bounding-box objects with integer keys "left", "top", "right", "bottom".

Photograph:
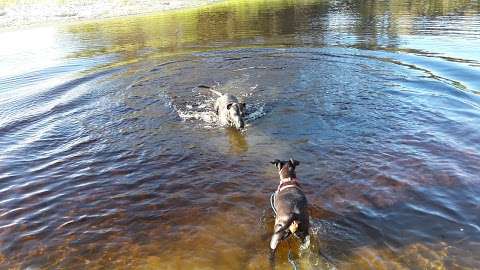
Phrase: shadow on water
[{"left": 1, "top": 0, "right": 480, "bottom": 269}]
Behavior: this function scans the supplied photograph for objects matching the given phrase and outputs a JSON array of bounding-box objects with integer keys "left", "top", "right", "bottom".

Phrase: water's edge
[{"left": 0, "top": 0, "right": 225, "bottom": 31}]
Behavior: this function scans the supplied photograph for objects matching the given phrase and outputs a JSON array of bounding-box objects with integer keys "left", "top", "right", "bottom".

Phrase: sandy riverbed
[{"left": 0, "top": 0, "right": 223, "bottom": 30}]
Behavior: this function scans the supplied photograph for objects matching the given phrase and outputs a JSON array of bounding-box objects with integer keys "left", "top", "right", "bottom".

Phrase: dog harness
[{"left": 271, "top": 178, "right": 303, "bottom": 216}]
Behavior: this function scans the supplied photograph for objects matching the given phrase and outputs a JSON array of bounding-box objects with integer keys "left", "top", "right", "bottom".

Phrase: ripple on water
[{"left": 1, "top": 38, "right": 480, "bottom": 270}]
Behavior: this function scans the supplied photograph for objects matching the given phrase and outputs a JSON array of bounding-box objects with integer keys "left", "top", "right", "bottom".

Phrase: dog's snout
[
  {"left": 234, "top": 121, "right": 244, "bottom": 129},
  {"left": 232, "top": 116, "right": 244, "bottom": 129}
]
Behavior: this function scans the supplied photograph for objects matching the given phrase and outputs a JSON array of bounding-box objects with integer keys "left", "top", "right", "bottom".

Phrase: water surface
[{"left": 1, "top": 0, "right": 480, "bottom": 269}]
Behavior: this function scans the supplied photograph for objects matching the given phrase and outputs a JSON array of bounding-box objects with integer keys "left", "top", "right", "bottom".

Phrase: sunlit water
[{"left": 1, "top": 0, "right": 480, "bottom": 269}]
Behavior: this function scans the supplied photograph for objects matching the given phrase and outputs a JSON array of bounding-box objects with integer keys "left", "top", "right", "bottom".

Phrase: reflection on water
[
  {"left": 226, "top": 128, "right": 249, "bottom": 154},
  {"left": 1, "top": 0, "right": 480, "bottom": 269}
]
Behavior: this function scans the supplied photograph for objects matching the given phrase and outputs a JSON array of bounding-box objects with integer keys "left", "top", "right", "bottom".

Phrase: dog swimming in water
[{"left": 207, "top": 88, "right": 246, "bottom": 129}]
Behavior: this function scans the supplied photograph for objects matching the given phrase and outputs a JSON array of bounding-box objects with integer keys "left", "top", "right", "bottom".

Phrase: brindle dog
[{"left": 269, "top": 159, "right": 309, "bottom": 258}]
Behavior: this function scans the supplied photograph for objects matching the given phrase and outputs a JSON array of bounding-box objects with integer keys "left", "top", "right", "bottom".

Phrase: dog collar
[{"left": 277, "top": 178, "right": 301, "bottom": 192}]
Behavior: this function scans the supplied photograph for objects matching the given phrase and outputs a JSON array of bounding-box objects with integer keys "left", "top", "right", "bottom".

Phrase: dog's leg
[
  {"left": 269, "top": 248, "right": 276, "bottom": 270},
  {"left": 270, "top": 233, "right": 281, "bottom": 251},
  {"left": 269, "top": 218, "right": 287, "bottom": 269},
  {"left": 270, "top": 223, "right": 288, "bottom": 250},
  {"left": 299, "top": 233, "right": 310, "bottom": 250},
  {"left": 294, "top": 229, "right": 307, "bottom": 241}
]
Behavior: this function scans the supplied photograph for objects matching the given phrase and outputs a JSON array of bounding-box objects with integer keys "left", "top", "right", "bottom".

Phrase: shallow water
[{"left": 1, "top": 0, "right": 480, "bottom": 269}]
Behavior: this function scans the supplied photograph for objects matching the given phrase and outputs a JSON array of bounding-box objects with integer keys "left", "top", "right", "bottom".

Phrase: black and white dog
[{"left": 211, "top": 89, "right": 246, "bottom": 129}]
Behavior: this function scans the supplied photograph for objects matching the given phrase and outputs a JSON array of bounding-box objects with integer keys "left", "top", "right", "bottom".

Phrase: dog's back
[
  {"left": 275, "top": 188, "right": 309, "bottom": 239},
  {"left": 214, "top": 93, "right": 239, "bottom": 109}
]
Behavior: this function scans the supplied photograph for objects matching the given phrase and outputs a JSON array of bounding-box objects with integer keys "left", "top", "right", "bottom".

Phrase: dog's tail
[
  {"left": 277, "top": 215, "right": 300, "bottom": 234},
  {"left": 197, "top": 84, "right": 223, "bottom": 97}
]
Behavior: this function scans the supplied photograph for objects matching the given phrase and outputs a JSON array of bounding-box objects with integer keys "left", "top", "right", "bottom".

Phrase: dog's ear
[
  {"left": 289, "top": 159, "right": 300, "bottom": 167},
  {"left": 226, "top": 103, "right": 233, "bottom": 110},
  {"left": 270, "top": 159, "right": 280, "bottom": 165},
  {"left": 270, "top": 159, "right": 284, "bottom": 170}
]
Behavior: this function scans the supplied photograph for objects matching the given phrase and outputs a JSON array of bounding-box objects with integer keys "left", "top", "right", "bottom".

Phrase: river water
[{"left": 1, "top": 0, "right": 480, "bottom": 269}]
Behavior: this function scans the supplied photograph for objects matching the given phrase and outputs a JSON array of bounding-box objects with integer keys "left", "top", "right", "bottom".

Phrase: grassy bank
[{"left": 0, "top": 0, "right": 224, "bottom": 30}]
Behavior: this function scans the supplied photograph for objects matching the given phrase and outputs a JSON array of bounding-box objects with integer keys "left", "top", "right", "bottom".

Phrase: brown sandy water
[{"left": 1, "top": 0, "right": 480, "bottom": 269}]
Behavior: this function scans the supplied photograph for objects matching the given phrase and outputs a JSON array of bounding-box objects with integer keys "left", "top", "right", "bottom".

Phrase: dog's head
[
  {"left": 270, "top": 158, "right": 300, "bottom": 179},
  {"left": 226, "top": 102, "right": 246, "bottom": 129}
]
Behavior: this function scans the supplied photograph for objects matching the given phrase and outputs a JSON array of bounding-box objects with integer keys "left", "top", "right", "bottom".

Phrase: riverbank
[{"left": 0, "top": 0, "right": 223, "bottom": 30}]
